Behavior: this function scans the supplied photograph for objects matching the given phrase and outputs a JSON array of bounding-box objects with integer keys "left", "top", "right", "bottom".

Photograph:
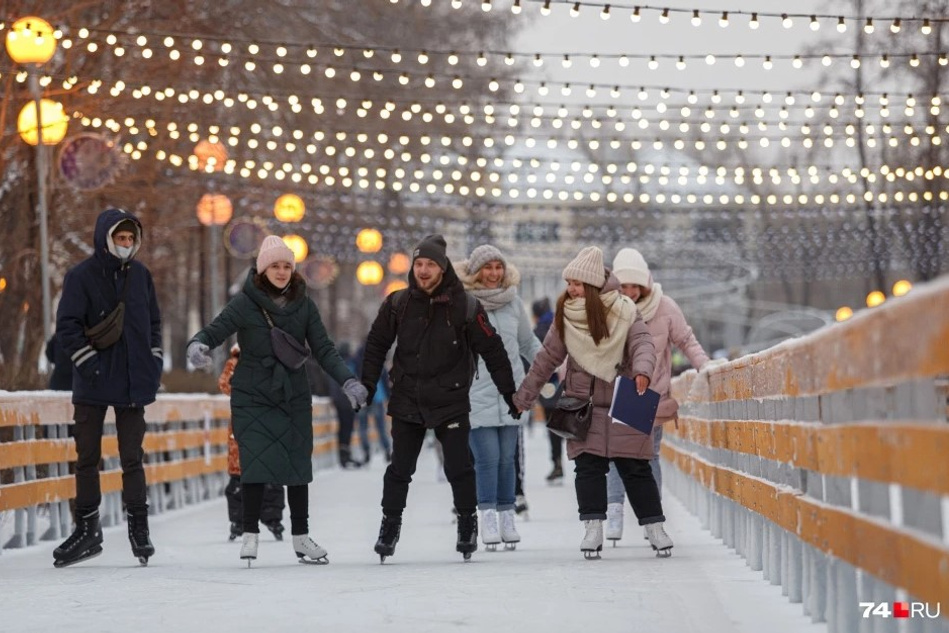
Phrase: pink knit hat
[
  {"left": 562, "top": 246, "right": 606, "bottom": 288},
  {"left": 256, "top": 235, "right": 296, "bottom": 272}
]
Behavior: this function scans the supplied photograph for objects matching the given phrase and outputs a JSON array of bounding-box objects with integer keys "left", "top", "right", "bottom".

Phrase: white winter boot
[
  {"left": 644, "top": 522, "right": 673, "bottom": 557},
  {"left": 240, "top": 532, "right": 259, "bottom": 567},
  {"left": 499, "top": 509, "right": 520, "bottom": 549},
  {"left": 580, "top": 519, "right": 603, "bottom": 560},
  {"left": 605, "top": 503, "right": 624, "bottom": 544},
  {"left": 293, "top": 534, "right": 329, "bottom": 564},
  {"left": 480, "top": 509, "right": 501, "bottom": 550}
]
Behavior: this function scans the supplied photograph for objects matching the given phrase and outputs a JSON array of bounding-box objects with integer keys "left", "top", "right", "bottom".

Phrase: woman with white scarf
[
  {"left": 457, "top": 245, "right": 541, "bottom": 551},
  {"left": 514, "top": 246, "right": 673, "bottom": 559},
  {"left": 604, "top": 248, "right": 710, "bottom": 545}
]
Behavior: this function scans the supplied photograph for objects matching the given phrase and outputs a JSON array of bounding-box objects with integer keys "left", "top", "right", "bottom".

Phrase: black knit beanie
[{"left": 412, "top": 234, "right": 448, "bottom": 270}]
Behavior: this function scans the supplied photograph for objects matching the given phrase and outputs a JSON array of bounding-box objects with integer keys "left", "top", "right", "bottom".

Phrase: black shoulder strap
[
  {"left": 464, "top": 293, "right": 478, "bottom": 324},
  {"left": 390, "top": 289, "right": 409, "bottom": 326}
]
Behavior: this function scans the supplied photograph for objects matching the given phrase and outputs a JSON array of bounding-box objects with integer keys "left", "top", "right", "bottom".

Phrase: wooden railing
[
  {"left": 665, "top": 275, "right": 949, "bottom": 631},
  {"left": 0, "top": 393, "right": 337, "bottom": 552}
]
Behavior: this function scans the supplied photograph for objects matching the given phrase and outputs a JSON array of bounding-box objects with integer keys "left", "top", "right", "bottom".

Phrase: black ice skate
[
  {"left": 374, "top": 515, "right": 402, "bottom": 563},
  {"left": 228, "top": 522, "right": 242, "bottom": 541},
  {"left": 545, "top": 462, "right": 564, "bottom": 485},
  {"left": 263, "top": 520, "right": 285, "bottom": 541},
  {"left": 456, "top": 511, "right": 478, "bottom": 561},
  {"left": 127, "top": 509, "right": 155, "bottom": 566},
  {"left": 53, "top": 510, "right": 103, "bottom": 568}
]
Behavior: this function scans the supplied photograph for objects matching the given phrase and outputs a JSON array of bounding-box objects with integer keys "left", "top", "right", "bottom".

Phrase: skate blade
[
  {"left": 137, "top": 556, "right": 150, "bottom": 566},
  {"left": 297, "top": 556, "right": 329, "bottom": 565},
  {"left": 53, "top": 546, "right": 103, "bottom": 569},
  {"left": 503, "top": 542, "right": 518, "bottom": 551},
  {"left": 582, "top": 551, "right": 602, "bottom": 560},
  {"left": 654, "top": 548, "right": 672, "bottom": 558},
  {"left": 462, "top": 552, "right": 473, "bottom": 561},
  {"left": 379, "top": 555, "right": 388, "bottom": 564},
  {"left": 485, "top": 543, "right": 499, "bottom": 551}
]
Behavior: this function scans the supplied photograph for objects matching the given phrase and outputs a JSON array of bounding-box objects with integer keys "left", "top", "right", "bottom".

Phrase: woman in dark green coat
[{"left": 187, "top": 236, "right": 368, "bottom": 565}]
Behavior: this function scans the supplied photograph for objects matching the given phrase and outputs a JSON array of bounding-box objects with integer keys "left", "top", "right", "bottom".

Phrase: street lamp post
[{"left": 5, "top": 17, "right": 59, "bottom": 345}]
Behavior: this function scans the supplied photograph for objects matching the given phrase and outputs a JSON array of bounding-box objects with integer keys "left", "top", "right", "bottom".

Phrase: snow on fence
[
  {"left": 0, "top": 393, "right": 337, "bottom": 553},
  {"left": 665, "top": 275, "right": 949, "bottom": 632}
]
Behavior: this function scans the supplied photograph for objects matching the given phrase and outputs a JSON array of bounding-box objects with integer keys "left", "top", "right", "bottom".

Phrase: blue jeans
[
  {"left": 607, "top": 425, "right": 664, "bottom": 504},
  {"left": 468, "top": 425, "right": 519, "bottom": 511},
  {"left": 358, "top": 401, "right": 391, "bottom": 454}
]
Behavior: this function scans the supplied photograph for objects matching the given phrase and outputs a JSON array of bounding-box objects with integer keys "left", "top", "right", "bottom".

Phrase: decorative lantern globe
[
  {"left": 356, "top": 261, "right": 385, "bottom": 285},
  {"left": 282, "top": 234, "right": 308, "bottom": 262},
  {"left": 356, "top": 228, "right": 383, "bottom": 253},
  {"left": 834, "top": 307, "right": 853, "bottom": 322},
  {"left": 274, "top": 194, "right": 305, "bottom": 222},
  {"left": 384, "top": 279, "right": 408, "bottom": 295},
  {"left": 196, "top": 193, "right": 233, "bottom": 226},
  {"left": 892, "top": 280, "right": 912, "bottom": 297},
  {"left": 388, "top": 252, "right": 410, "bottom": 275},
  {"left": 17, "top": 99, "right": 68, "bottom": 145},
  {"left": 5, "top": 17, "right": 57, "bottom": 65},
  {"left": 193, "top": 140, "right": 228, "bottom": 172},
  {"left": 865, "top": 291, "right": 886, "bottom": 308}
]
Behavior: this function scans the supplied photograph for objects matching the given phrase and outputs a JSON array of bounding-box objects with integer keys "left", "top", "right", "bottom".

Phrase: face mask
[{"left": 116, "top": 245, "right": 133, "bottom": 260}]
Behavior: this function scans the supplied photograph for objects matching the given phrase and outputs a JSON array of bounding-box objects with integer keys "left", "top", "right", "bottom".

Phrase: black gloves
[{"left": 502, "top": 392, "right": 521, "bottom": 420}]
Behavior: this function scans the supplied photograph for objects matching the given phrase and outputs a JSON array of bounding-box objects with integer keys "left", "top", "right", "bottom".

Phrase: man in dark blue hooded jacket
[{"left": 52, "top": 208, "right": 163, "bottom": 568}]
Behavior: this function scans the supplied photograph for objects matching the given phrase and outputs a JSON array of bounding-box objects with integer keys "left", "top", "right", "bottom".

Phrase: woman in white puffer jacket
[{"left": 456, "top": 245, "right": 541, "bottom": 550}]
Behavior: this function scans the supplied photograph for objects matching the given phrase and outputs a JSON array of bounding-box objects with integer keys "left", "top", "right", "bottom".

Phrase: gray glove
[
  {"left": 342, "top": 378, "right": 369, "bottom": 412},
  {"left": 187, "top": 341, "right": 212, "bottom": 369}
]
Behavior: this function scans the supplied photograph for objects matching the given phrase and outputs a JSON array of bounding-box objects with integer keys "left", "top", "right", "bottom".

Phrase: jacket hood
[
  {"left": 94, "top": 208, "right": 142, "bottom": 267},
  {"left": 242, "top": 267, "right": 306, "bottom": 313},
  {"left": 600, "top": 269, "right": 620, "bottom": 294},
  {"left": 453, "top": 259, "right": 521, "bottom": 290}
]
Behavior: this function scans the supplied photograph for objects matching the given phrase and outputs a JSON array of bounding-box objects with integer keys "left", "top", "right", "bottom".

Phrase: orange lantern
[
  {"left": 384, "top": 279, "right": 408, "bottom": 295},
  {"left": 5, "top": 17, "right": 57, "bottom": 65},
  {"left": 274, "top": 193, "right": 305, "bottom": 222},
  {"left": 193, "top": 140, "right": 228, "bottom": 172},
  {"left": 356, "top": 228, "right": 383, "bottom": 253},
  {"left": 282, "top": 234, "right": 308, "bottom": 262},
  {"left": 196, "top": 194, "right": 233, "bottom": 226},
  {"left": 356, "top": 261, "right": 385, "bottom": 285},
  {"left": 388, "top": 252, "right": 411, "bottom": 275}
]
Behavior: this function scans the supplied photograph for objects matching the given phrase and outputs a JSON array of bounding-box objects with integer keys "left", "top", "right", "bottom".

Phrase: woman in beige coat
[
  {"left": 605, "top": 247, "right": 710, "bottom": 544},
  {"left": 514, "top": 246, "right": 674, "bottom": 559}
]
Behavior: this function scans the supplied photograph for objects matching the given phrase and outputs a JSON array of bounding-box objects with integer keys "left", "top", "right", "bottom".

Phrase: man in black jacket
[
  {"left": 53, "top": 208, "right": 163, "bottom": 568},
  {"left": 360, "top": 234, "right": 517, "bottom": 561}
]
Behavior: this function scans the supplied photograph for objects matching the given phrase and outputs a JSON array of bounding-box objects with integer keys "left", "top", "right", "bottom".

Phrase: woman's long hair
[
  {"left": 555, "top": 283, "right": 610, "bottom": 345},
  {"left": 254, "top": 270, "right": 306, "bottom": 302}
]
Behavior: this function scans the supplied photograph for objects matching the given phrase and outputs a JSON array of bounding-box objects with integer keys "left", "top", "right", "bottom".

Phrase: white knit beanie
[
  {"left": 612, "top": 247, "right": 651, "bottom": 288},
  {"left": 562, "top": 246, "right": 606, "bottom": 288},
  {"left": 466, "top": 244, "right": 506, "bottom": 275},
  {"left": 256, "top": 235, "right": 296, "bottom": 272}
]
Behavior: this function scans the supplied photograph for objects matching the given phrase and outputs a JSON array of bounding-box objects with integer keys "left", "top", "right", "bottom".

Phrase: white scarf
[
  {"left": 637, "top": 282, "right": 663, "bottom": 322},
  {"left": 562, "top": 290, "right": 636, "bottom": 383}
]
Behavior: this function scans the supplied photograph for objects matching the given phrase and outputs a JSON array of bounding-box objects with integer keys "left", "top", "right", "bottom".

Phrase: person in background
[
  {"left": 456, "top": 244, "right": 540, "bottom": 551},
  {"left": 354, "top": 343, "right": 393, "bottom": 464},
  {"left": 330, "top": 342, "right": 363, "bottom": 469},
  {"left": 53, "top": 208, "right": 163, "bottom": 568},
  {"left": 187, "top": 235, "right": 367, "bottom": 565},
  {"left": 531, "top": 297, "right": 565, "bottom": 484},
  {"left": 514, "top": 246, "right": 673, "bottom": 559},
  {"left": 219, "top": 344, "right": 286, "bottom": 542},
  {"left": 360, "top": 234, "right": 517, "bottom": 562},
  {"left": 603, "top": 248, "right": 710, "bottom": 545}
]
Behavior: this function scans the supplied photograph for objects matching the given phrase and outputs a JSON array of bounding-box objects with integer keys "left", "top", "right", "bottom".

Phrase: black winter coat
[
  {"left": 360, "top": 262, "right": 516, "bottom": 428},
  {"left": 56, "top": 208, "right": 163, "bottom": 407},
  {"left": 190, "top": 271, "right": 354, "bottom": 485}
]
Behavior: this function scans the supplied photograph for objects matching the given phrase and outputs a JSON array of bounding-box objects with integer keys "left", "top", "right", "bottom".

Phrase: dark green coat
[{"left": 190, "top": 270, "right": 353, "bottom": 485}]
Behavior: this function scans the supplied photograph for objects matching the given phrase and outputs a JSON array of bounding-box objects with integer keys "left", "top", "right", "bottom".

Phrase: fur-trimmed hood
[{"left": 454, "top": 259, "right": 521, "bottom": 291}]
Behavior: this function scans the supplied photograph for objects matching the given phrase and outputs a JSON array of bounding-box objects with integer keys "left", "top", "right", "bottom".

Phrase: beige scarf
[
  {"left": 637, "top": 282, "right": 664, "bottom": 322},
  {"left": 562, "top": 290, "right": 636, "bottom": 382}
]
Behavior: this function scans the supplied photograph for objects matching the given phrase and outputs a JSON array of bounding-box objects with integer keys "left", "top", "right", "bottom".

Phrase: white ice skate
[
  {"left": 240, "top": 532, "right": 258, "bottom": 567},
  {"left": 499, "top": 509, "right": 520, "bottom": 550},
  {"left": 605, "top": 503, "right": 624, "bottom": 546},
  {"left": 644, "top": 522, "right": 673, "bottom": 557},
  {"left": 580, "top": 519, "right": 603, "bottom": 560},
  {"left": 480, "top": 509, "right": 502, "bottom": 551},
  {"left": 293, "top": 535, "right": 329, "bottom": 564}
]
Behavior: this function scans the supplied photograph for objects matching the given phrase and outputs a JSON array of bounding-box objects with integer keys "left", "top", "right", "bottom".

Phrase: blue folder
[{"left": 608, "top": 375, "right": 661, "bottom": 435}]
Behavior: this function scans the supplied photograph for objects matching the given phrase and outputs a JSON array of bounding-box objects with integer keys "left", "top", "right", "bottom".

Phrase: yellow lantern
[
  {"left": 866, "top": 291, "right": 886, "bottom": 308},
  {"left": 193, "top": 140, "right": 228, "bottom": 172},
  {"left": 356, "top": 261, "right": 385, "bottom": 285},
  {"left": 384, "top": 279, "right": 408, "bottom": 295},
  {"left": 282, "top": 234, "right": 308, "bottom": 262},
  {"left": 274, "top": 194, "right": 305, "bottom": 222},
  {"left": 0, "top": 277, "right": 7, "bottom": 293},
  {"left": 356, "top": 228, "right": 383, "bottom": 253},
  {"left": 5, "top": 17, "right": 57, "bottom": 65},
  {"left": 196, "top": 193, "right": 233, "bottom": 226},
  {"left": 834, "top": 306, "right": 853, "bottom": 322},
  {"left": 17, "top": 99, "right": 68, "bottom": 145},
  {"left": 892, "top": 279, "right": 912, "bottom": 297},
  {"left": 388, "top": 252, "right": 411, "bottom": 275}
]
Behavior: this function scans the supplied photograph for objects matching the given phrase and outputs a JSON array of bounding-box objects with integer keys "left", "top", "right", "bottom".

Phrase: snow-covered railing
[
  {"left": 665, "top": 275, "right": 949, "bottom": 631},
  {"left": 0, "top": 393, "right": 337, "bottom": 553}
]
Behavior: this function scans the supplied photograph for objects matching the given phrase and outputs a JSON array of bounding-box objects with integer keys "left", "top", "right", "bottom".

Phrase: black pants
[
  {"left": 243, "top": 483, "right": 306, "bottom": 535},
  {"left": 225, "top": 476, "right": 285, "bottom": 525},
  {"left": 545, "top": 408, "right": 563, "bottom": 463},
  {"left": 73, "top": 403, "right": 147, "bottom": 515},
  {"left": 382, "top": 418, "right": 476, "bottom": 517},
  {"left": 574, "top": 453, "right": 664, "bottom": 524},
  {"left": 335, "top": 397, "right": 355, "bottom": 450}
]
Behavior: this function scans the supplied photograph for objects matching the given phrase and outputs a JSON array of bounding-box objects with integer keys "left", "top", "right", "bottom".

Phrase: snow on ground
[{"left": 0, "top": 427, "right": 824, "bottom": 633}]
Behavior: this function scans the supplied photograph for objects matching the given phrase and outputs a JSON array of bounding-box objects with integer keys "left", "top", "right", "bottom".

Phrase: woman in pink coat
[
  {"left": 514, "top": 246, "right": 674, "bottom": 559},
  {"left": 604, "top": 247, "right": 710, "bottom": 544}
]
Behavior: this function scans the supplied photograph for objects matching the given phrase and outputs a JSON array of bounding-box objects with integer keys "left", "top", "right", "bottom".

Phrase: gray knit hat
[
  {"left": 562, "top": 246, "right": 606, "bottom": 288},
  {"left": 466, "top": 244, "right": 506, "bottom": 275}
]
